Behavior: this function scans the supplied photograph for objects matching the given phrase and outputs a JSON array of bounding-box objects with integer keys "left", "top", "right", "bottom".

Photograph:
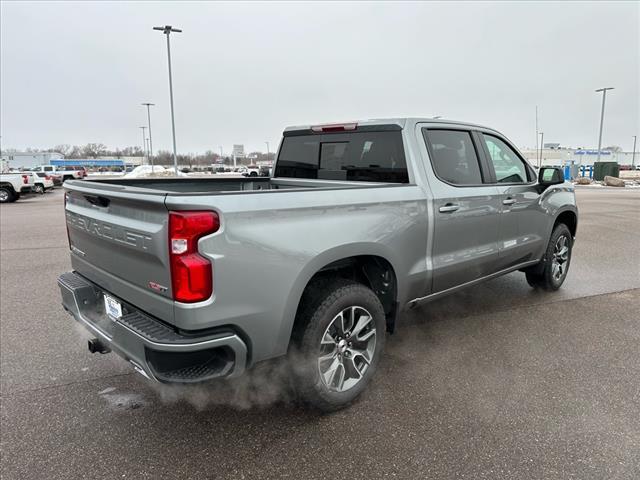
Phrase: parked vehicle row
[{"left": 0, "top": 165, "right": 89, "bottom": 203}]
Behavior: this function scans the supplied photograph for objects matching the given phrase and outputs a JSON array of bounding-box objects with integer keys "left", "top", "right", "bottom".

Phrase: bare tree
[
  {"left": 81, "top": 143, "right": 107, "bottom": 159},
  {"left": 52, "top": 144, "right": 72, "bottom": 157}
]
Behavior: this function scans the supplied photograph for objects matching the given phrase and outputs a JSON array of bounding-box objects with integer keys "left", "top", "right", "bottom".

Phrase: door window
[
  {"left": 423, "top": 129, "right": 483, "bottom": 185},
  {"left": 482, "top": 134, "right": 529, "bottom": 183}
]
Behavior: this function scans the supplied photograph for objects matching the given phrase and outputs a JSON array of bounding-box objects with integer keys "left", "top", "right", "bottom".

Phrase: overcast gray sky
[{"left": 1, "top": 1, "right": 638, "bottom": 154}]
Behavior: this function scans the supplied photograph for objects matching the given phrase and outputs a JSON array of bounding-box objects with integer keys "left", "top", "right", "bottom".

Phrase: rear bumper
[{"left": 58, "top": 271, "right": 247, "bottom": 383}]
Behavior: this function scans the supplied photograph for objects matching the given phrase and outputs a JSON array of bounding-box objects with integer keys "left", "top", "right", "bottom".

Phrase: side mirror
[{"left": 538, "top": 167, "right": 564, "bottom": 188}]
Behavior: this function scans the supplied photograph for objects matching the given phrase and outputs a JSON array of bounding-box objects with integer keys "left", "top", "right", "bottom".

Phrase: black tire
[
  {"left": 292, "top": 278, "right": 386, "bottom": 412},
  {"left": 34, "top": 184, "right": 45, "bottom": 194},
  {"left": 0, "top": 187, "right": 15, "bottom": 203},
  {"left": 526, "top": 223, "right": 573, "bottom": 291}
]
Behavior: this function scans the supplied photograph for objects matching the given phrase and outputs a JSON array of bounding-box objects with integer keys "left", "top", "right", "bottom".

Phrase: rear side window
[
  {"left": 423, "top": 129, "right": 483, "bottom": 185},
  {"left": 36, "top": 172, "right": 46, "bottom": 177},
  {"left": 275, "top": 131, "right": 408, "bottom": 183}
]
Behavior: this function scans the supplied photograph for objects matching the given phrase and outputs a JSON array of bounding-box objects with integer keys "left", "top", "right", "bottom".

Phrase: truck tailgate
[{"left": 65, "top": 181, "right": 174, "bottom": 323}]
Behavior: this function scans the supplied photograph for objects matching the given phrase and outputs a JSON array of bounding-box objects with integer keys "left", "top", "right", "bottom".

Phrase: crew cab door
[
  {"left": 477, "top": 132, "right": 547, "bottom": 270},
  {"left": 421, "top": 127, "right": 502, "bottom": 293}
]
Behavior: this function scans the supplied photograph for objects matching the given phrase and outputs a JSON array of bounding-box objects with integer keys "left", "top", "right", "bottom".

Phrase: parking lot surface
[{"left": 1, "top": 188, "right": 639, "bottom": 479}]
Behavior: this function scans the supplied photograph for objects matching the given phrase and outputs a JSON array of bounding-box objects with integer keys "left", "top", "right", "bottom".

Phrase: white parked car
[
  {"left": 33, "top": 172, "right": 55, "bottom": 192},
  {"left": 34, "top": 165, "right": 86, "bottom": 181},
  {"left": 0, "top": 172, "right": 34, "bottom": 203},
  {"left": 242, "top": 165, "right": 261, "bottom": 177}
]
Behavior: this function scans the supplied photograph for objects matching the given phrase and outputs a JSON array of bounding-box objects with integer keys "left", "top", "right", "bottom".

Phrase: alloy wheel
[
  {"left": 317, "top": 306, "right": 377, "bottom": 392},
  {"left": 551, "top": 235, "right": 570, "bottom": 281}
]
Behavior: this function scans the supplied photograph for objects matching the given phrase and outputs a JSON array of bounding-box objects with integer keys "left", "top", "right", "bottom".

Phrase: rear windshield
[{"left": 275, "top": 130, "right": 408, "bottom": 183}]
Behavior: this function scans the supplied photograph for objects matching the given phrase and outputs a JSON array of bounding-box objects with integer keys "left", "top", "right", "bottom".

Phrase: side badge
[{"left": 148, "top": 281, "right": 168, "bottom": 293}]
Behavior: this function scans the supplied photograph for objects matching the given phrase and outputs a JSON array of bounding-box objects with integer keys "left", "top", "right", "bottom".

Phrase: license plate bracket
[{"left": 103, "top": 294, "right": 122, "bottom": 320}]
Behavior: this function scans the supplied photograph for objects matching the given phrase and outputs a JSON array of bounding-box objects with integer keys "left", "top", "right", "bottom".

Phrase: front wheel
[
  {"left": 34, "top": 184, "right": 45, "bottom": 194},
  {"left": 526, "top": 223, "right": 573, "bottom": 291},
  {"left": 293, "top": 279, "right": 386, "bottom": 412}
]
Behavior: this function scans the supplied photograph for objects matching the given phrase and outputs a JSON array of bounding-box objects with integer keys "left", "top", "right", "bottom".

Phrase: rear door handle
[
  {"left": 439, "top": 203, "right": 460, "bottom": 213},
  {"left": 502, "top": 198, "right": 516, "bottom": 205}
]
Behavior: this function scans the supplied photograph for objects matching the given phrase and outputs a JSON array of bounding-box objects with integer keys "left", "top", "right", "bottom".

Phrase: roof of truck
[{"left": 283, "top": 118, "right": 501, "bottom": 134}]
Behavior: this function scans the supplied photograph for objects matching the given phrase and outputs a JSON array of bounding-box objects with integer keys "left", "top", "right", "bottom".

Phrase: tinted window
[
  {"left": 275, "top": 131, "right": 408, "bottom": 183},
  {"left": 36, "top": 172, "right": 46, "bottom": 177},
  {"left": 424, "top": 129, "right": 483, "bottom": 185},
  {"left": 482, "top": 134, "right": 529, "bottom": 183}
]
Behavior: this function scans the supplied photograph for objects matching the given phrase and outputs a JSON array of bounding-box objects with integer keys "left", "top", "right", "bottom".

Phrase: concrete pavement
[{"left": 1, "top": 188, "right": 638, "bottom": 479}]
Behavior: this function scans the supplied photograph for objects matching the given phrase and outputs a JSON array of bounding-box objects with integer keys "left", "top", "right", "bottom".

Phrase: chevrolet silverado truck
[{"left": 58, "top": 118, "right": 577, "bottom": 410}]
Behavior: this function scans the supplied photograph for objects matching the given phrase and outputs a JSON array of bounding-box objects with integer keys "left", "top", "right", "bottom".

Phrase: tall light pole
[
  {"left": 535, "top": 105, "right": 539, "bottom": 165},
  {"left": 265, "top": 141, "right": 270, "bottom": 160},
  {"left": 142, "top": 102, "right": 155, "bottom": 171},
  {"left": 595, "top": 87, "right": 614, "bottom": 163},
  {"left": 632, "top": 135, "right": 637, "bottom": 169},
  {"left": 154, "top": 25, "right": 182, "bottom": 174},
  {"left": 538, "top": 132, "right": 544, "bottom": 168},
  {"left": 139, "top": 126, "right": 147, "bottom": 164}
]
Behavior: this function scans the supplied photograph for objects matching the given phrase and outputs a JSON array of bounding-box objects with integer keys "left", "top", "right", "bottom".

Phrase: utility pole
[
  {"left": 539, "top": 132, "right": 544, "bottom": 168},
  {"left": 139, "top": 126, "right": 147, "bottom": 164},
  {"left": 142, "top": 102, "right": 155, "bottom": 171},
  {"left": 535, "top": 105, "right": 539, "bottom": 166},
  {"left": 265, "top": 141, "right": 270, "bottom": 160},
  {"left": 154, "top": 25, "right": 182, "bottom": 174},
  {"left": 632, "top": 135, "right": 637, "bottom": 169},
  {"left": 595, "top": 87, "right": 614, "bottom": 163}
]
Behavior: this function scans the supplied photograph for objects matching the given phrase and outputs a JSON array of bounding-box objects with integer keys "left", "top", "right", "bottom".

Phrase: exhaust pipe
[{"left": 88, "top": 338, "right": 111, "bottom": 354}]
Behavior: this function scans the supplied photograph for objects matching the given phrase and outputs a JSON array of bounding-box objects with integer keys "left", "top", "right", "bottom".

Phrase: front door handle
[
  {"left": 502, "top": 198, "right": 516, "bottom": 205},
  {"left": 439, "top": 203, "right": 460, "bottom": 213}
]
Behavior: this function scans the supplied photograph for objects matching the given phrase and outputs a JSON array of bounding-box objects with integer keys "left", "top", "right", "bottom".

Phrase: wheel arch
[
  {"left": 279, "top": 245, "right": 402, "bottom": 353},
  {"left": 554, "top": 208, "right": 578, "bottom": 239}
]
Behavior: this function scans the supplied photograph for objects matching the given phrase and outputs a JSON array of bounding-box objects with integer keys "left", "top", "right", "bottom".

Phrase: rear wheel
[
  {"left": 526, "top": 223, "right": 572, "bottom": 291},
  {"left": 292, "top": 279, "right": 386, "bottom": 412},
  {"left": 0, "top": 187, "right": 14, "bottom": 203},
  {"left": 34, "top": 184, "right": 45, "bottom": 194}
]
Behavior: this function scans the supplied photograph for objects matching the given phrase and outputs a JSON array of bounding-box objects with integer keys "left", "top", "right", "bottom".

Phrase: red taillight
[
  {"left": 169, "top": 211, "right": 220, "bottom": 303},
  {"left": 311, "top": 122, "right": 357, "bottom": 133},
  {"left": 45, "top": 175, "right": 52, "bottom": 180},
  {"left": 22, "top": 175, "right": 29, "bottom": 184}
]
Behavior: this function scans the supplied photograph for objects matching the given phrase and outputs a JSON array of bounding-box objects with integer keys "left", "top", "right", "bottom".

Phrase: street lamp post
[
  {"left": 632, "top": 135, "right": 637, "bottom": 169},
  {"left": 154, "top": 25, "right": 182, "bottom": 174},
  {"left": 538, "top": 132, "right": 544, "bottom": 168},
  {"left": 595, "top": 87, "right": 614, "bottom": 163},
  {"left": 142, "top": 102, "right": 155, "bottom": 171},
  {"left": 139, "top": 126, "right": 147, "bottom": 164},
  {"left": 265, "top": 141, "right": 270, "bottom": 159}
]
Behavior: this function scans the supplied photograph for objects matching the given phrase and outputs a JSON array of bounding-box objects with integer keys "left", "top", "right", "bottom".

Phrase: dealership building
[{"left": 520, "top": 147, "right": 637, "bottom": 168}]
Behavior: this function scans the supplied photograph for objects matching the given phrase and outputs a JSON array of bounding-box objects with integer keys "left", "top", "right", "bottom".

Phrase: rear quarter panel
[{"left": 166, "top": 185, "right": 429, "bottom": 363}]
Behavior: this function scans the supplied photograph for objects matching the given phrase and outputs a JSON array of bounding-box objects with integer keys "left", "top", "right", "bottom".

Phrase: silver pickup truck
[{"left": 58, "top": 118, "right": 577, "bottom": 410}]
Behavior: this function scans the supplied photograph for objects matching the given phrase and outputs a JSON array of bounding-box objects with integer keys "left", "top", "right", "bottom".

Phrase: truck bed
[{"left": 67, "top": 176, "right": 385, "bottom": 196}]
